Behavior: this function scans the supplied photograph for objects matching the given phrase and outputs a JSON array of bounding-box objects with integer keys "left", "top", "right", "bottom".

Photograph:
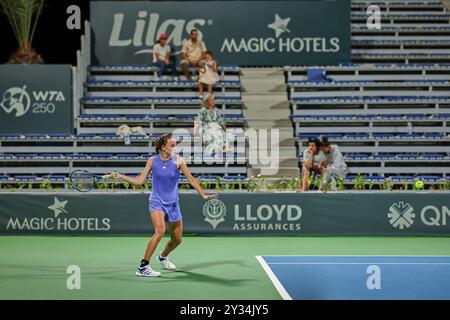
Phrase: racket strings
[{"left": 70, "top": 172, "right": 96, "bottom": 192}]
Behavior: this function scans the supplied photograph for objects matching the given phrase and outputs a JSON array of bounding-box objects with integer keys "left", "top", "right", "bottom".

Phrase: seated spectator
[
  {"left": 194, "top": 94, "right": 233, "bottom": 156},
  {"left": 198, "top": 51, "right": 220, "bottom": 98},
  {"left": 320, "top": 137, "right": 348, "bottom": 191},
  {"left": 180, "top": 29, "right": 207, "bottom": 80},
  {"left": 301, "top": 138, "right": 326, "bottom": 192},
  {"left": 153, "top": 33, "right": 176, "bottom": 78}
]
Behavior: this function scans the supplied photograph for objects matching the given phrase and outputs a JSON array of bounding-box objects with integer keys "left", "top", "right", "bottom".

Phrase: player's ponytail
[{"left": 155, "top": 133, "right": 172, "bottom": 154}]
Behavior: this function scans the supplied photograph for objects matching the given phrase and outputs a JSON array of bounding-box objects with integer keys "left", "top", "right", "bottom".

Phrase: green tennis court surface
[{"left": 1, "top": 236, "right": 449, "bottom": 300}]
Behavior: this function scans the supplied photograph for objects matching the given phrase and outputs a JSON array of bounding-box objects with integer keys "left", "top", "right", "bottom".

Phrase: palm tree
[{"left": 0, "top": 0, "right": 45, "bottom": 64}]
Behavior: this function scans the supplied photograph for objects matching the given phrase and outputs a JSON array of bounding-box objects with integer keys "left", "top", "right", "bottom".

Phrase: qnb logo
[
  {"left": 203, "top": 199, "right": 227, "bottom": 229},
  {"left": 0, "top": 86, "right": 31, "bottom": 117},
  {"left": 388, "top": 202, "right": 416, "bottom": 229}
]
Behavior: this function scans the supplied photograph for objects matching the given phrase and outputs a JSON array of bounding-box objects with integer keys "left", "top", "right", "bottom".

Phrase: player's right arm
[{"left": 111, "top": 157, "right": 153, "bottom": 185}]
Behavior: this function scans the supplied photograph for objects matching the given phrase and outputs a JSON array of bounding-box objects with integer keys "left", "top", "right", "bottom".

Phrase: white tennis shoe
[
  {"left": 136, "top": 264, "right": 161, "bottom": 277},
  {"left": 157, "top": 253, "right": 177, "bottom": 270}
]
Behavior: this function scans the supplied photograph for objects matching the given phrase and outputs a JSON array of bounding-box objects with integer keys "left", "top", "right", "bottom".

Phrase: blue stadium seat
[
  {"left": 67, "top": 154, "right": 89, "bottom": 160},
  {"left": 421, "top": 154, "right": 445, "bottom": 160},
  {"left": 433, "top": 114, "right": 450, "bottom": 120},
  {"left": 0, "top": 154, "right": 14, "bottom": 160},
  {"left": 14, "top": 175, "right": 38, "bottom": 182},
  {"left": 347, "top": 153, "right": 370, "bottom": 160},
  {"left": 396, "top": 154, "right": 419, "bottom": 160},
  {"left": 423, "top": 133, "right": 444, "bottom": 139},
  {"left": 116, "top": 154, "right": 142, "bottom": 160},
  {"left": 390, "top": 176, "right": 414, "bottom": 183},
  {"left": 91, "top": 154, "right": 114, "bottom": 160},
  {"left": 99, "top": 133, "right": 120, "bottom": 140},
  {"left": 416, "top": 176, "right": 443, "bottom": 183},
  {"left": 48, "top": 134, "right": 72, "bottom": 140},
  {"left": 322, "top": 134, "right": 344, "bottom": 139},
  {"left": 373, "top": 154, "right": 396, "bottom": 160},
  {"left": 397, "top": 134, "right": 421, "bottom": 139},
  {"left": 130, "top": 134, "right": 148, "bottom": 139},
  {"left": 346, "top": 133, "right": 369, "bottom": 139},
  {"left": 382, "top": 114, "right": 402, "bottom": 120},
  {"left": 407, "top": 114, "right": 427, "bottom": 120},
  {"left": 373, "top": 133, "right": 395, "bottom": 140},
  {"left": 0, "top": 175, "right": 12, "bottom": 181},
  {"left": 39, "top": 153, "right": 65, "bottom": 159},
  {"left": 0, "top": 134, "right": 22, "bottom": 140},
  {"left": 25, "top": 134, "right": 47, "bottom": 140},
  {"left": 16, "top": 154, "right": 39, "bottom": 159},
  {"left": 367, "top": 176, "right": 385, "bottom": 183},
  {"left": 298, "top": 134, "right": 319, "bottom": 139},
  {"left": 42, "top": 175, "right": 67, "bottom": 182},
  {"left": 223, "top": 175, "right": 246, "bottom": 180},
  {"left": 76, "top": 133, "right": 97, "bottom": 140},
  {"left": 198, "top": 175, "right": 219, "bottom": 180}
]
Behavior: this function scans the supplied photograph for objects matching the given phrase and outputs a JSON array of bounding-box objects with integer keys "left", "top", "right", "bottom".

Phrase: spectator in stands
[
  {"left": 180, "top": 29, "right": 207, "bottom": 80},
  {"left": 194, "top": 94, "right": 230, "bottom": 156},
  {"left": 301, "top": 138, "right": 326, "bottom": 192},
  {"left": 153, "top": 33, "right": 176, "bottom": 78},
  {"left": 320, "top": 137, "right": 347, "bottom": 191},
  {"left": 198, "top": 51, "right": 220, "bottom": 98}
]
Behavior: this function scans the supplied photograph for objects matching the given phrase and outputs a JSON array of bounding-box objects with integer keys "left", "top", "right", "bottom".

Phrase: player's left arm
[{"left": 178, "top": 156, "right": 219, "bottom": 200}]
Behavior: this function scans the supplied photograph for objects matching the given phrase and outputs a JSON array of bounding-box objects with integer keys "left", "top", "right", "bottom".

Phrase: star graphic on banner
[
  {"left": 267, "top": 14, "right": 291, "bottom": 38},
  {"left": 48, "top": 197, "right": 68, "bottom": 218}
]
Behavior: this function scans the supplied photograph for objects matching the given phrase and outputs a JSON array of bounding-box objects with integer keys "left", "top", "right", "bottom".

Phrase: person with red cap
[{"left": 153, "top": 33, "right": 177, "bottom": 78}]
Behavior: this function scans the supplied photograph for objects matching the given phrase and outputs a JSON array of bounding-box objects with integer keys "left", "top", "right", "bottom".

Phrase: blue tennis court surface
[{"left": 256, "top": 256, "right": 450, "bottom": 300}]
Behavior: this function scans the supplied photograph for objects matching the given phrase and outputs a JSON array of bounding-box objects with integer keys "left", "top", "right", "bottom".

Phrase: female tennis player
[{"left": 110, "top": 133, "right": 218, "bottom": 277}]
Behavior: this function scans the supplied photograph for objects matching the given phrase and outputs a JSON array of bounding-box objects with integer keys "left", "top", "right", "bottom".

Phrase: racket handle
[{"left": 102, "top": 174, "right": 112, "bottom": 179}]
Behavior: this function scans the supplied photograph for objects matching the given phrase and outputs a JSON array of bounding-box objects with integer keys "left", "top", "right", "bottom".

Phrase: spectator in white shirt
[{"left": 180, "top": 29, "right": 207, "bottom": 80}]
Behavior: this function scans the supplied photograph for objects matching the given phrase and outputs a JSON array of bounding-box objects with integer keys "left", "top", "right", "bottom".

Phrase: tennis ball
[{"left": 414, "top": 180, "right": 424, "bottom": 189}]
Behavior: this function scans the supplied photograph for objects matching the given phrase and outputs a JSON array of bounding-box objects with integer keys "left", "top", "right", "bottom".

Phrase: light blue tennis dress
[{"left": 149, "top": 154, "right": 182, "bottom": 222}]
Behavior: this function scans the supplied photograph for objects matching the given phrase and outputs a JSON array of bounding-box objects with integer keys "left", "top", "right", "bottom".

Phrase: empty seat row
[{"left": 297, "top": 133, "right": 446, "bottom": 140}]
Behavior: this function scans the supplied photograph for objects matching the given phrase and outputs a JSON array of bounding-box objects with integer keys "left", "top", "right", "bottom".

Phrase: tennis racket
[{"left": 69, "top": 170, "right": 111, "bottom": 192}]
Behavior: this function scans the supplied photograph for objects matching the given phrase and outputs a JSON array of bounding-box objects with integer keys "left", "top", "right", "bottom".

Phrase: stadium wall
[
  {"left": 90, "top": 0, "right": 351, "bottom": 65},
  {"left": 0, "top": 192, "right": 449, "bottom": 236}
]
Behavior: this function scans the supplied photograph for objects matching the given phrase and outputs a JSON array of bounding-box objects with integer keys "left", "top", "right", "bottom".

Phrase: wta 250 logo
[
  {"left": 0, "top": 86, "right": 31, "bottom": 117},
  {"left": 0, "top": 86, "right": 66, "bottom": 117}
]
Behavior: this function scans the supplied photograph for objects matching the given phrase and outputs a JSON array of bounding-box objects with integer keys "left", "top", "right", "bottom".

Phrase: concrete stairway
[
  {"left": 241, "top": 68, "right": 300, "bottom": 178},
  {"left": 443, "top": 1, "right": 450, "bottom": 10}
]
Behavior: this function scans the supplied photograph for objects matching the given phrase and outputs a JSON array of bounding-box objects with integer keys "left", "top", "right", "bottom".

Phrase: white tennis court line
[
  {"left": 266, "top": 262, "right": 450, "bottom": 265},
  {"left": 258, "top": 255, "right": 450, "bottom": 257},
  {"left": 255, "top": 256, "right": 292, "bottom": 301}
]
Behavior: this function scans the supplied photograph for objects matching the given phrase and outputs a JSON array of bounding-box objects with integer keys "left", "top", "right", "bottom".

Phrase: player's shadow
[
  {"left": 180, "top": 259, "right": 251, "bottom": 272},
  {"left": 171, "top": 270, "right": 255, "bottom": 286},
  {"left": 167, "top": 259, "right": 256, "bottom": 286},
  {"left": 0, "top": 263, "right": 69, "bottom": 280},
  {"left": 0, "top": 260, "right": 256, "bottom": 285}
]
